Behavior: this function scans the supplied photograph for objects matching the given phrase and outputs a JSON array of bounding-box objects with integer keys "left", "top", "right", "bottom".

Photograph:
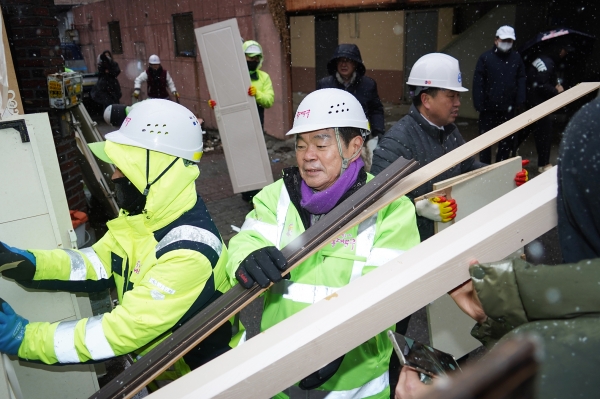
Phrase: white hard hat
[
  {"left": 102, "top": 99, "right": 203, "bottom": 162},
  {"left": 286, "top": 88, "right": 370, "bottom": 136},
  {"left": 406, "top": 53, "right": 468, "bottom": 95},
  {"left": 148, "top": 54, "right": 161, "bottom": 64},
  {"left": 496, "top": 26, "right": 516, "bottom": 40}
]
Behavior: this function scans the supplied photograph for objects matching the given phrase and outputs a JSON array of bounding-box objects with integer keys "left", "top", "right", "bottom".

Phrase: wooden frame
[{"left": 148, "top": 167, "right": 558, "bottom": 398}]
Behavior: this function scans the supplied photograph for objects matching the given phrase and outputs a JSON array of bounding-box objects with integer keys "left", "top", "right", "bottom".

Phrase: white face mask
[{"left": 497, "top": 41, "right": 513, "bottom": 52}]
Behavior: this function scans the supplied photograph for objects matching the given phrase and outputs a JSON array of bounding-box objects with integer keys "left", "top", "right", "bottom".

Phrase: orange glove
[
  {"left": 208, "top": 99, "right": 217, "bottom": 109},
  {"left": 415, "top": 196, "right": 457, "bottom": 223},
  {"left": 515, "top": 159, "right": 529, "bottom": 187},
  {"left": 248, "top": 85, "right": 257, "bottom": 96}
]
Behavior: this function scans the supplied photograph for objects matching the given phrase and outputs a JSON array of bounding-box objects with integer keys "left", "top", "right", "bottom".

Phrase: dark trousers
[
  {"left": 478, "top": 110, "right": 516, "bottom": 164},
  {"left": 516, "top": 115, "right": 552, "bottom": 167}
]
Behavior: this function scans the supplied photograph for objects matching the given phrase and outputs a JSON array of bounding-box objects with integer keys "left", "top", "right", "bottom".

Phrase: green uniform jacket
[
  {"left": 252, "top": 69, "right": 274, "bottom": 109},
  {"left": 242, "top": 40, "right": 274, "bottom": 109},
  {"left": 470, "top": 258, "right": 600, "bottom": 398},
  {"left": 18, "top": 142, "right": 234, "bottom": 371},
  {"left": 227, "top": 168, "right": 420, "bottom": 398}
]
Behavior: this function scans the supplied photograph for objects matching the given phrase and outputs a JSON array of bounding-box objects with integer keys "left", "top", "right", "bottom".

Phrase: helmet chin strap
[{"left": 334, "top": 128, "right": 363, "bottom": 174}]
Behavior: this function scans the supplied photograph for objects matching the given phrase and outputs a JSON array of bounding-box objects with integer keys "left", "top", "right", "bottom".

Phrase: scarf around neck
[{"left": 300, "top": 157, "right": 364, "bottom": 215}]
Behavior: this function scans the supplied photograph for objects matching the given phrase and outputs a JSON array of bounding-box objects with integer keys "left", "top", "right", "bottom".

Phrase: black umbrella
[{"left": 518, "top": 28, "right": 595, "bottom": 62}]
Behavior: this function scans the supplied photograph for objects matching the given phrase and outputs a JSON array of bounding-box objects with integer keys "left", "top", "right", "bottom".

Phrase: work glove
[
  {"left": 208, "top": 99, "right": 217, "bottom": 109},
  {"left": 133, "top": 89, "right": 140, "bottom": 98},
  {"left": 235, "top": 246, "right": 288, "bottom": 289},
  {"left": 248, "top": 85, "right": 257, "bottom": 97},
  {"left": 299, "top": 354, "right": 345, "bottom": 390},
  {"left": 0, "top": 299, "right": 28, "bottom": 356},
  {"left": 0, "top": 242, "right": 36, "bottom": 281},
  {"left": 415, "top": 196, "right": 457, "bottom": 223},
  {"left": 173, "top": 91, "right": 180, "bottom": 103},
  {"left": 514, "top": 159, "right": 529, "bottom": 187}
]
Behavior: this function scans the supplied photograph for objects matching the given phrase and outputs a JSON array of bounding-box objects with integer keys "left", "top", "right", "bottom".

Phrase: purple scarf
[{"left": 300, "top": 158, "right": 364, "bottom": 215}]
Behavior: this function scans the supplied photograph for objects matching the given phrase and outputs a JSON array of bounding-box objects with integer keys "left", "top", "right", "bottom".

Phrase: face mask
[
  {"left": 113, "top": 177, "right": 147, "bottom": 215},
  {"left": 247, "top": 60, "right": 259, "bottom": 71},
  {"left": 497, "top": 41, "right": 513, "bottom": 52}
]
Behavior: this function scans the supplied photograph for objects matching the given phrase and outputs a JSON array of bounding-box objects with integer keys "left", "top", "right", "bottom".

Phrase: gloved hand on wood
[
  {"left": 235, "top": 246, "right": 288, "bottom": 289},
  {"left": 415, "top": 196, "right": 457, "bottom": 223}
]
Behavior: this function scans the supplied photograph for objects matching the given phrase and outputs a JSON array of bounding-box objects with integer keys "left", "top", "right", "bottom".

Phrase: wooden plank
[
  {"left": 435, "top": 156, "right": 522, "bottom": 233},
  {"left": 195, "top": 19, "right": 273, "bottom": 194},
  {"left": 427, "top": 157, "right": 521, "bottom": 359},
  {"left": 147, "top": 168, "right": 558, "bottom": 399},
  {"left": 91, "top": 83, "right": 599, "bottom": 399}
]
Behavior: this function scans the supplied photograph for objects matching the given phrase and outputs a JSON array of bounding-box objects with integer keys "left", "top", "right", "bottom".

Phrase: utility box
[{"left": 48, "top": 72, "right": 83, "bottom": 109}]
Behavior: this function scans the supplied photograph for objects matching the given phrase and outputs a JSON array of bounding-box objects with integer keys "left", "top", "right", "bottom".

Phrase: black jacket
[
  {"left": 317, "top": 44, "right": 385, "bottom": 137},
  {"left": 371, "top": 104, "right": 486, "bottom": 240},
  {"left": 92, "top": 53, "right": 122, "bottom": 107},
  {"left": 472, "top": 46, "right": 526, "bottom": 113},
  {"left": 526, "top": 54, "right": 559, "bottom": 107},
  {"left": 557, "top": 96, "right": 600, "bottom": 263}
]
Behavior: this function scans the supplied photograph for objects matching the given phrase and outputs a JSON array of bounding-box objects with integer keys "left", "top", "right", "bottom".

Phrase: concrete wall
[
  {"left": 440, "top": 4, "right": 517, "bottom": 119},
  {"left": 71, "top": 0, "right": 289, "bottom": 138}
]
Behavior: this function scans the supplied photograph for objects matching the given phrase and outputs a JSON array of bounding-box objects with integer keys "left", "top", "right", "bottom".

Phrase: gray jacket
[{"left": 371, "top": 104, "right": 485, "bottom": 240}]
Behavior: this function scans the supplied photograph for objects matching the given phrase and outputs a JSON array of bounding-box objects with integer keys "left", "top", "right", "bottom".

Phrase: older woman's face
[{"left": 296, "top": 129, "right": 360, "bottom": 191}]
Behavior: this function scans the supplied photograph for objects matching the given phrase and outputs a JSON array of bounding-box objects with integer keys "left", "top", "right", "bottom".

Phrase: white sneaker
[{"left": 538, "top": 164, "right": 553, "bottom": 173}]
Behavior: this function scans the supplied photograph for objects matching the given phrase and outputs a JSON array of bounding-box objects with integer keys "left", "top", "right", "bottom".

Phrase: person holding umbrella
[{"left": 516, "top": 28, "right": 594, "bottom": 173}]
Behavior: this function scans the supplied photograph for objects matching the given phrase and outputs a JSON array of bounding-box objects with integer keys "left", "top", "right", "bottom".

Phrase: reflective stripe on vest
[
  {"left": 62, "top": 249, "right": 88, "bottom": 281},
  {"left": 271, "top": 280, "right": 339, "bottom": 304},
  {"left": 350, "top": 214, "right": 377, "bottom": 282},
  {"left": 85, "top": 315, "right": 116, "bottom": 360},
  {"left": 322, "top": 371, "right": 389, "bottom": 399},
  {"left": 54, "top": 315, "right": 115, "bottom": 363},
  {"left": 275, "top": 184, "right": 291, "bottom": 248},
  {"left": 155, "top": 225, "right": 222, "bottom": 257},
  {"left": 240, "top": 218, "right": 278, "bottom": 245},
  {"left": 80, "top": 247, "right": 110, "bottom": 280},
  {"left": 54, "top": 320, "right": 80, "bottom": 363}
]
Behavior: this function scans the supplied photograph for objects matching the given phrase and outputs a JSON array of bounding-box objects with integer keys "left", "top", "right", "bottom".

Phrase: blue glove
[
  {"left": 0, "top": 242, "right": 36, "bottom": 280},
  {"left": 0, "top": 299, "right": 28, "bottom": 355}
]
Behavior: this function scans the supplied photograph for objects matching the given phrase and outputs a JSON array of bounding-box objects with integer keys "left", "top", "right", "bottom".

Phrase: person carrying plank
[{"left": 227, "top": 88, "right": 420, "bottom": 398}]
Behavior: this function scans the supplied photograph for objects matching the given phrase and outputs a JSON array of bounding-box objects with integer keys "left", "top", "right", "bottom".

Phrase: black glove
[
  {"left": 299, "top": 355, "right": 346, "bottom": 390},
  {"left": 235, "top": 246, "right": 288, "bottom": 289},
  {"left": 0, "top": 242, "right": 36, "bottom": 280}
]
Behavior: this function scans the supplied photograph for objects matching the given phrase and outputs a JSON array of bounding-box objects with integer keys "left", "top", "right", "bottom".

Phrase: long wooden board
[
  {"left": 147, "top": 168, "right": 559, "bottom": 399},
  {"left": 426, "top": 157, "right": 522, "bottom": 359},
  {"left": 91, "top": 82, "right": 600, "bottom": 399}
]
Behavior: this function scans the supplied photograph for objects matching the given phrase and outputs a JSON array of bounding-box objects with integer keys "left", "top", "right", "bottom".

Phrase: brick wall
[{"left": 1, "top": 0, "right": 86, "bottom": 212}]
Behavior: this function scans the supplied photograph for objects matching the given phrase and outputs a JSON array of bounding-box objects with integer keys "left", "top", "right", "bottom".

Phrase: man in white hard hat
[
  {"left": 0, "top": 100, "right": 243, "bottom": 390},
  {"left": 134, "top": 54, "right": 180, "bottom": 101},
  {"left": 227, "top": 88, "right": 420, "bottom": 398},
  {"left": 371, "top": 53, "right": 527, "bottom": 242},
  {"left": 473, "top": 25, "right": 526, "bottom": 164}
]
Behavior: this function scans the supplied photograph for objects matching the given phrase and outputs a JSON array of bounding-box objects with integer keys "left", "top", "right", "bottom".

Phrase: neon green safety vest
[
  {"left": 18, "top": 142, "right": 242, "bottom": 382},
  {"left": 227, "top": 170, "right": 420, "bottom": 399}
]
